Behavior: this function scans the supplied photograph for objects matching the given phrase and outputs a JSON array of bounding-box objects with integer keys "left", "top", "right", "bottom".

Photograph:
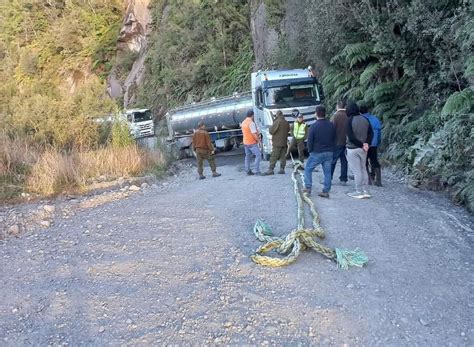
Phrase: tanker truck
[
  {"left": 166, "top": 92, "right": 252, "bottom": 158},
  {"left": 251, "top": 66, "right": 323, "bottom": 160},
  {"left": 166, "top": 66, "right": 323, "bottom": 159}
]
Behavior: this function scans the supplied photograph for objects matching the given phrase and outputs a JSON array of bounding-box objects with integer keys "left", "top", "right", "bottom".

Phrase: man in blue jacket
[
  {"left": 360, "top": 105, "right": 382, "bottom": 187},
  {"left": 303, "top": 105, "right": 336, "bottom": 198}
]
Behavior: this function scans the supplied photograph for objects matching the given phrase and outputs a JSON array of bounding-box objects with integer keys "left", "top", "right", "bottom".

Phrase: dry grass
[
  {"left": 0, "top": 135, "right": 39, "bottom": 176},
  {"left": 0, "top": 135, "right": 40, "bottom": 199},
  {"left": 1, "top": 135, "right": 166, "bottom": 199},
  {"left": 26, "top": 150, "right": 81, "bottom": 195},
  {"left": 26, "top": 145, "right": 166, "bottom": 196}
]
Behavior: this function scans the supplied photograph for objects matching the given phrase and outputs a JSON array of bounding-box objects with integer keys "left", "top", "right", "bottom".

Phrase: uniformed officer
[
  {"left": 288, "top": 109, "right": 307, "bottom": 167},
  {"left": 264, "top": 110, "right": 290, "bottom": 175},
  {"left": 192, "top": 122, "right": 221, "bottom": 179}
]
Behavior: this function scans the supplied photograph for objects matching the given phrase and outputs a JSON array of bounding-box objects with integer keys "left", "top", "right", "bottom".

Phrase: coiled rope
[{"left": 250, "top": 159, "right": 368, "bottom": 269}]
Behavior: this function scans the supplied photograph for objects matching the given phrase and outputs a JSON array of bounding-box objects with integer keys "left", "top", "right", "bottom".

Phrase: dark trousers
[
  {"left": 288, "top": 138, "right": 305, "bottom": 163},
  {"left": 366, "top": 147, "right": 380, "bottom": 171},
  {"left": 269, "top": 145, "right": 287, "bottom": 170},
  {"left": 331, "top": 145, "right": 348, "bottom": 182},
  {"left": 196, "top": 148, "right": 216, "bottom": 176}
]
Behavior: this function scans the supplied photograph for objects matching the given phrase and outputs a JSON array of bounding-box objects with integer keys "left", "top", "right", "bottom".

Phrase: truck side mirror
[{"left": 256, "top": 88, "right": 263, "bottom": 110}]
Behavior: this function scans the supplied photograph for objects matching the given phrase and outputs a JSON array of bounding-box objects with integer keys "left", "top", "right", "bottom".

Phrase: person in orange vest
[
  {"left": 241, "top": 110, "right": 262, "bottom": 175},
  {"left": 288, "top": 109, "right": 308, "bottom": 168},
  {"left": 192, "top": 122, "right": 221, "bottom": 180}
]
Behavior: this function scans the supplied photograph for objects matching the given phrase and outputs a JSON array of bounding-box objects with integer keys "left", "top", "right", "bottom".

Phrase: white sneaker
[
  {"left": 362, "top": 190, "right": 371, "bottom": 198},
  {"left": 347, "top": 191, "right": 365, "bottom": 199}
]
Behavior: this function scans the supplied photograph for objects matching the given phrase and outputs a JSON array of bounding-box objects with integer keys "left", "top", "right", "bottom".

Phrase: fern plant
[{"left": 441, "top": 87, "right": 474, "bottom": 116}]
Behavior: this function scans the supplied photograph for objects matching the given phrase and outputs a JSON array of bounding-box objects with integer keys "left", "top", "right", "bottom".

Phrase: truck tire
[{"left": 262, "top": 152, "right": 270, "bottom": 161}]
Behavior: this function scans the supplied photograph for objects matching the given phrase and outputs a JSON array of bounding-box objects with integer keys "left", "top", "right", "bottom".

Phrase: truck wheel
[
  {"left": 262, "top": 152, "right": 270, "bottom": 161},
  {"left": 223, "top": 138, "right": 234, "bottom": 152}
]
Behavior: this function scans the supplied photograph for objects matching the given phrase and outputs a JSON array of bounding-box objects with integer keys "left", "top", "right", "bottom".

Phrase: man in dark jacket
[
  {"left": 303, "top": 105, "right": 336, "bottom": 198},
  {"left": 346, "top": 102, "right": 373, "bottom": 198},
  {"left": 330, "top": 99, "right": 348, "bottom": 185},
  {"left": 192, "top": 122, "right": 221, "bottom": 180},
  {"left": 264, "top": 110, "right": 290, "bottom": 175}
]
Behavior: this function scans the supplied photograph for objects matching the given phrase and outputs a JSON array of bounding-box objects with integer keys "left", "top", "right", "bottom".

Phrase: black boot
[
  {"left": 374, "top": 167, "right": 382, "bottom": 187},
  {"left": 367, "top": 167, "right": 373, "bottom": 185}
]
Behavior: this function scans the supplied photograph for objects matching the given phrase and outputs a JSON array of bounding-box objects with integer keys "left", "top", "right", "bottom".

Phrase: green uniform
[
  {"left": 268, "top": 114, "right": 290, "bottom": 171},
  {"left": 195, "top": 149, "right": 217, "bottom": 176},
  {"left": 192, "top": 129, "right": 217, "bottom": 177}
]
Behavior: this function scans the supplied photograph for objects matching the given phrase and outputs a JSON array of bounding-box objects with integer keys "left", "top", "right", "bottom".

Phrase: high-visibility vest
[
  {"left": 293, "top": 122, "right": 306, "bottom": 140},
  {"left": 242, "top": 117, "right": 259, "bottom": 145}
]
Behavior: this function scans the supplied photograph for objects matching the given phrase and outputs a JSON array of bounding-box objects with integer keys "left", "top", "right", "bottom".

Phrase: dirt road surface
[{"left": 1, "top": 149, "right": 473, "bottom": 345}]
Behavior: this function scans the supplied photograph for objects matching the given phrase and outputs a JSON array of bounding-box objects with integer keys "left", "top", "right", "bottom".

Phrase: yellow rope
[{"left": 251, "top": 160, "right": 368, "bottom": 269}]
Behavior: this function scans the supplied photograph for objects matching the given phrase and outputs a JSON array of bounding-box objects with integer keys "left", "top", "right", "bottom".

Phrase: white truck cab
[
  {"left": 122, "top": 108, "right": 154, "bottom": 139},
  {"left": 251, "top": 67, "right": 323, "bottom": 159}
]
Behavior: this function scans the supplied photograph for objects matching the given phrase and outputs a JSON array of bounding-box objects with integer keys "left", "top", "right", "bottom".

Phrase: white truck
[
  {"left": 166, "top": 67, "right": 323, "bottom": 159},
  {"left": 251, "top": 67, "right": 323, "bottom": 159},
  {"left": 122, "top": 108, "right": 155, "bottom": 139}
]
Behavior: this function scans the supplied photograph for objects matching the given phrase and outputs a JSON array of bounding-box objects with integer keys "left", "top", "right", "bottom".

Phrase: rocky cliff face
[
  {"left": 107, "top": 0, "right": 151, "bottom": 108},
  {"left": 250, "top": 0, "right": 305, "bottom": 69},
  {"left": 250, "top": 0, "right": 279, "bottom": 69}
]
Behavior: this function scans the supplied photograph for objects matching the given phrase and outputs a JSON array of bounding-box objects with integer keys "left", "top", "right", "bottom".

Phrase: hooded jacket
[{"left": 346, "top": 102, "right": 373, "bottom": 149}]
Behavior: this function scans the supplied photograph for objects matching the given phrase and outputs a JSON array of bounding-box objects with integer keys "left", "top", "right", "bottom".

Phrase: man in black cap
[{"left": 346, "top": 101, "right": 373, "bottom": 198}]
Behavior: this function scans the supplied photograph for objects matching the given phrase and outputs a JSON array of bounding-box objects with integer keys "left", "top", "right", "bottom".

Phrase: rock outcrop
[
  {"left": 107, "top": 0, "right": 151, "bottom": 107},
  {"left": 250, "top": 0, "right": 279, "bottom": 69}
]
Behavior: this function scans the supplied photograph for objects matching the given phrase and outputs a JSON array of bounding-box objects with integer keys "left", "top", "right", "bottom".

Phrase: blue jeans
[
  {"left": 244, "top": 144, "right": 261, "bottom": 173},
  {"left": 331, "top": 145, "right": 348, "bottom": 182},
  {"left": 304, "top": 151, "right": 333, "bottom": 192}
]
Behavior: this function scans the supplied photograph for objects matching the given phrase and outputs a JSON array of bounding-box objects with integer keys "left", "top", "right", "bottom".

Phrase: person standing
[
  {"left": 288, "top": 109, "right": 307, "bottom": 167},
  {"left": 330, "top": 100, "right": 348, "bottom": 185},
  {"left": 303, "top": 105, "right": 336, "bottom": 198},
  {"left": 360, "top": 105, "right": 383, "bottom": 187},
  {"left": 264, "top": 110, "right": 290, "bottom": 175},
  {"left": 346, "top": 101, "right": 373, "bottom": 198},
  {"left": 241, "top": 110, "right": 262, "bottom": 175},
  {"left": 192, "top": 122, "right": 221, "bottom": 180}
]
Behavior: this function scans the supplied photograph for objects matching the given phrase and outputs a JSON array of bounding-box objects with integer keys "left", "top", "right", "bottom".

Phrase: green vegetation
[
  {"left": 0, "top": 0, "right": 123, "bottom": 148},
  {"left": 0, "top": 0, "right": 167, "bottom": 200},
  {"left": 136, "top": 0, "right": 254, "bottom": 110},
  {"left": 267, "top": 0, "right": 473, "bottom": 211}
]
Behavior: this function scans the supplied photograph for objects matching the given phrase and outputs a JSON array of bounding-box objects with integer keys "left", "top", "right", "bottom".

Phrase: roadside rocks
[
  {"left": 43, "top": 205, "right": 56, "bottom": 213},
  {"left": 8, "top": 224, "right": 20, "bottom": 237},
  {"left": 0, "top": 172, "right": 163, "bottom": 241},
  {"left": 40, "top": 220, "right": 51, "bottom": 227}
]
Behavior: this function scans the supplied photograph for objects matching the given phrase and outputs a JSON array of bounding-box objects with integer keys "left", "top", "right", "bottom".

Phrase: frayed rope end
[
  {"left": 255, "top": 219, "right": 273, "bottom": 236},
  {"left": 335, "top": 248, "right": 368, "bottom": 270}
]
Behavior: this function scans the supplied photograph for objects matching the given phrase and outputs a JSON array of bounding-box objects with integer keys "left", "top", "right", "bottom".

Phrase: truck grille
[{"left": 138, "top": 123, "right": 152, "bottom": 130}]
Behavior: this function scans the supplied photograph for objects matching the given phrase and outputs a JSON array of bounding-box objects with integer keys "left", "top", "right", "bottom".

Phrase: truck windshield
[
  {"left": 264, "top": 84, "right": 320, "bottom": 109},
  {"left": 132, "top": 110, "right": 152, "bottom": 122}
]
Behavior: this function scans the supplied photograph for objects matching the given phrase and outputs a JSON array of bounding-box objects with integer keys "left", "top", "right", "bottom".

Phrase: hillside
[{"left": 0, "top": 0, "right": 472, "bottom": 209}]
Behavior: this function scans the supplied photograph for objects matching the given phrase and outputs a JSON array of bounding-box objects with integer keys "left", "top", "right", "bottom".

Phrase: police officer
[
  {"left": 192, "top": 122, "right": 221, "bottom": 180},
  {"left": 288, "top": 109, "right": 307, "bottom": 167},
  {"left": 264, "top": 110, "right": 290, "bottom": 175}
]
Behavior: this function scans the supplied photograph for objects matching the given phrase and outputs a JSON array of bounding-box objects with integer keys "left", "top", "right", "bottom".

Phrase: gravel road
[{"left": 1, "top": 148, "right": 473, "bottom": 345}]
